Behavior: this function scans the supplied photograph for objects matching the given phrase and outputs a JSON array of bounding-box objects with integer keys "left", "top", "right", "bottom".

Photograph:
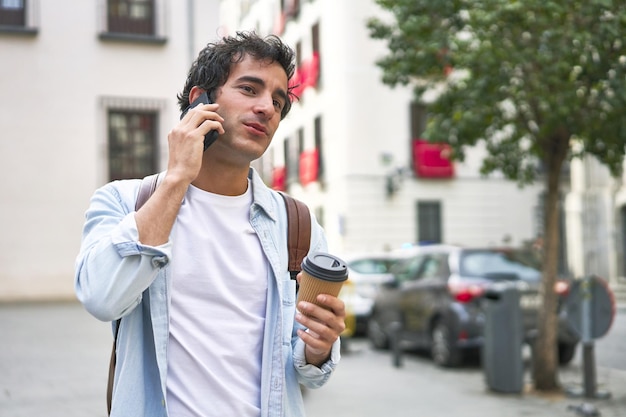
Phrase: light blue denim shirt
[{"left": 75, "top": 168, "right": 340, "bottom": 417}]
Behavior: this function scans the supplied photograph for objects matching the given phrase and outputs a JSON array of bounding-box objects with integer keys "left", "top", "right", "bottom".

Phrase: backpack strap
[
  {"left": 279, "top": 191, "right": 312, "bottom": 280},
  {"left": 135, "top": 173, "right": 159, "bottom": 211}
]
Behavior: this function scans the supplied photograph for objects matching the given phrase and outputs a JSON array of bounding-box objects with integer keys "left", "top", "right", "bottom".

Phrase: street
[
  {"left": 306, "top": 333, "right": 626, "bottom": 417},
  {"left": 0, "top": 302, "right": 624, "bottom": 417}
]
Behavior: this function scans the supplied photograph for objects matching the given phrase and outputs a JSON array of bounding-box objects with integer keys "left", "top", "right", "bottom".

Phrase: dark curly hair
[{"left": 177, "top": 31, "right": 296, "bottom": 119}]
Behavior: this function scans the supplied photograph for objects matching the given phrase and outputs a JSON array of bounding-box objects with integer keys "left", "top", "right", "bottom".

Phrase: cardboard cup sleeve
[{"left": 296, "top": 252, "right": 348, "bottom": 314}]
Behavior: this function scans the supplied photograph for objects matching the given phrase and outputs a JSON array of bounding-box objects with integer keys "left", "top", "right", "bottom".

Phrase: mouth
[{"left": 244, "top": 122, "right": 268, "bottom": 136}]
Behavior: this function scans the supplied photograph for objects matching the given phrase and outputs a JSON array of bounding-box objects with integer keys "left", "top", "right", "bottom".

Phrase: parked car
[
  {"left": 339, "top": 252, "right": 408, "bottom": 336},
  {"left": 367, "top": 244, "right": 580, "bottom": 367}
]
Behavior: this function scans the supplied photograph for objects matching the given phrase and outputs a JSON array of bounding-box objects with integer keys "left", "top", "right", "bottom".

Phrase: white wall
[{"left": 0, "top": 0, "right": 220, "bottom": 300}]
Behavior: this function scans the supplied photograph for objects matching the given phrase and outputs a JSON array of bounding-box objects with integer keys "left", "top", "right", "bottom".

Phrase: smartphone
[{"left": 180, "top": 91, "right": 219, "bottom": 151}]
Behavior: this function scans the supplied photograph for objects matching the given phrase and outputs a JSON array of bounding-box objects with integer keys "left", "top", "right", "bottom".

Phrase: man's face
[{"left": 211, "top": 55, "right": 289, "bottom": 163}]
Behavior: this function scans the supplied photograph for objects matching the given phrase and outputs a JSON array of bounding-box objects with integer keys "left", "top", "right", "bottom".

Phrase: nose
[{"left": 253, "top": 93, "right": 276, "bottom": 118}]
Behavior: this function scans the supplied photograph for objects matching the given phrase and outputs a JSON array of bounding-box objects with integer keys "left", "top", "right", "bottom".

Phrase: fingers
[
  {"left": 167, "top": 103, "right": 224, "bottom": 181},
  {"left": 296, "top": 295, "right": 346, "bottom": 366},
  {"left": 181, "top": 103, "right": 225, "bottom": 138},
  {"left": 296, "top": 294, "right": 346, "bottom": 348}
]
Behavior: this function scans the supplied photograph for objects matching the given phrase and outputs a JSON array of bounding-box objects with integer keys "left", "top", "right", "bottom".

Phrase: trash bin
[{"left": 482, "top": 284, "right": 524, "bottom": 393}]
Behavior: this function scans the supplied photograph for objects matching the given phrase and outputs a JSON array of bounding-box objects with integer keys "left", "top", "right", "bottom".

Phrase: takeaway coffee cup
[{"left": 297, "top": 252, "right": 349, "bottom": 313}]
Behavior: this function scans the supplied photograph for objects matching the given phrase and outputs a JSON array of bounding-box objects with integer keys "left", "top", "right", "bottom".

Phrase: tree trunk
[{"left": 531, "top": 131, "right": 569, "bottom": 391}]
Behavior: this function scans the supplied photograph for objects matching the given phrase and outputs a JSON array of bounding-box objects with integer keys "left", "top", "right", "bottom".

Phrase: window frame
[
  {"left": 98, "top": 0, "right": 167, "bottom": 44},
  {"left": 99, "top": 96, "right": 166, "bottom": 184},
  {"left": 416, "top": 200, "right": 443, "bottom": 244},
  {"left": 314, "top": 115, "right": 325, "bottom": 187},
  {"left": 284, "top": 135, "right": 300, "bottom": 186},
  {"left": 107, "top": 109, "right": 159, "bottom": 181},
  {"left": 0, "top": 0, "right": 38, "bottom": 34}
]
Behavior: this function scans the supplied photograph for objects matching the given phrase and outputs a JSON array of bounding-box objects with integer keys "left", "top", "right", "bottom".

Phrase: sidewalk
[{"left": 1, "top": 301, "right": 624, "bottom": 417}]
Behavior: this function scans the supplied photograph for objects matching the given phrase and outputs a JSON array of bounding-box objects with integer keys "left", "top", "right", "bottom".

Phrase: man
[{"left": 75, "top": 31, "right": 345, "bottom": 417}]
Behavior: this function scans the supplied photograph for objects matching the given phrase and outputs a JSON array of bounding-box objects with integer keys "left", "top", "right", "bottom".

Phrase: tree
[{"left": 367, "top": 0, "right": 626, "bottom": 391}]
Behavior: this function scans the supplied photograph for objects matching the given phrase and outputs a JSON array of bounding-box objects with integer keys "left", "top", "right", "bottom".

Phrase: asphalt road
[{"left": 1, "top": 301, "right": 624, "bottom": 417}]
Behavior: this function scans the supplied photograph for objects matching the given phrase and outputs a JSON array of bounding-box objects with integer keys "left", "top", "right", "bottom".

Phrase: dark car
[{"left": 367, "top": 244, "right": 580, "bottom": 367}]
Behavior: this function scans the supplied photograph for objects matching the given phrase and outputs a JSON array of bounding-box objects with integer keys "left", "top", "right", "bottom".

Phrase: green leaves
[{"left": 368, "top": 0, "right": 626, "bottom": 181}]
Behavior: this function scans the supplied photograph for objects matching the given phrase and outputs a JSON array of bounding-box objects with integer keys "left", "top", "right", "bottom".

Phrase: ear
[{"left": 189, "top": 86, "right": 206, "bottom": 104}]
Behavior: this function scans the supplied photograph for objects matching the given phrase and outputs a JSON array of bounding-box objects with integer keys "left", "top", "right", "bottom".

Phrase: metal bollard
[
  {"left": 390, "top": 321, "right": 403, "bottom": 368},
  {"left": 482, "top": 284, "right": 523, "bottom": 393}
]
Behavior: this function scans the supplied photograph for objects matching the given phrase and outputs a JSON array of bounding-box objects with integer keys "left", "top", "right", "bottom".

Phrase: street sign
[
  {"left": 564, "top": 275, "right": 615, "bottom": 400},
  {"left": 565, "top": 275, "right": 615, "bottom": 340}
]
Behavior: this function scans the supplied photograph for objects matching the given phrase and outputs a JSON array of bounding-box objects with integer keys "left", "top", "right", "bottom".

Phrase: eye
[
  {"left": 273, "top": 99, "right": 284, "bottom": 111},
  {"left": 240, "top": 85, "right": 255, "bottom": 94}
]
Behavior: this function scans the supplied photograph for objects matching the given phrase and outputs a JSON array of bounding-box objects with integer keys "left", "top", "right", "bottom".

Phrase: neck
[{"left": 192, "top": 163, "right": 250, "bottom": 196}]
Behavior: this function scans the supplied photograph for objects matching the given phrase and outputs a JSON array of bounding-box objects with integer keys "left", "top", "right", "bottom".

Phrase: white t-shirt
[{"left": 166, "top": 182, "right": 268, "bottom": 417}]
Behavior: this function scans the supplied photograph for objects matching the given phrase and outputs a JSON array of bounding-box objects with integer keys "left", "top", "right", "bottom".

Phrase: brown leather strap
[
  {"left": 279, "top": 192, "right": 311, "bottom": 280},
  {"left": 107, "top": 173, "right": 159, "bottom": 415}
]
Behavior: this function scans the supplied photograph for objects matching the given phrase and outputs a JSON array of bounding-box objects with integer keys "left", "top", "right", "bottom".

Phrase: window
[
  {"left": 410, "top": 102, "right": 454, "bottom": 178},
  {"left": 108, "top": 110, "right": 158, "bottom": 181},
  {"left": 295, "top": 128, "right": 305, "bottom": 182},
  {"left": 99, "top": 0, "right": 165, "bottom": 42},
  {"left": 416, "top": 201, "right": 442, "bottom": 244},
  {"left": 107, "top": 0, "right": 154, "bottom": 36},
  {"left": 312, "top": 22, "right": 321, "bottom": 85},
  {"left": 0, "top": 0, "right": 25, "bottom": 26},
  {"left": 284, "top": 134, "right": 301, "bottom": 186},
  {"left": 410, "top": 102, "right": 428, "bottom": 139},
  {"left": 0, "top": 0, "right": 38, "bottom": 32},
  {"left": 295, "top": 41, "right": 302, "bottom": 68},
  {"left": 314, "top": 115, "right": 325, "bottom": 186},
  {"left": 281, "top": 0, "right": 299, "bottom": 18}
]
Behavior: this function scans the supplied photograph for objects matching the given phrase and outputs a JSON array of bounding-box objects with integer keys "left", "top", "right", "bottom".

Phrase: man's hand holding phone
[
  {"left": 167, "top": 90, "right": 224, "bottom": 184},
  {"left": 181, "top": 92, "right": 221, "bottom": 151}
]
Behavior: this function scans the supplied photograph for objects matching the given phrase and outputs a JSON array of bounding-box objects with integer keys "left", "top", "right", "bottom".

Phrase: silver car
[{"left": 339, "top": 252, "right": 408, "bottom": 336}]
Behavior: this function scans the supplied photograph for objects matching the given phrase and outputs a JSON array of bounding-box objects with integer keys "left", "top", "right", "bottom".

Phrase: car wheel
[
  {"left": 367, "top": 316, "right": 389, "bottom": 350},
  {"left": 431, "top": 320, "right": 462, "bottom": 367},
  {"left": 558, "top": 342, "right": 578, "bottom": 366}
]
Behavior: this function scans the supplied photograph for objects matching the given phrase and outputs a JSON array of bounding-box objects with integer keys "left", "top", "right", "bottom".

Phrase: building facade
[
  {"left": 219, "top": 0, "right": 545, "bottom": 255},
  {"left": 566, "top": 154, "right": 626, "bottom": 293},
  {"left": 2, "top": 0, "right": 622, "bottom": 301},
  {"left": 0, "top": 0, "right": 221, "bottom": 300}
]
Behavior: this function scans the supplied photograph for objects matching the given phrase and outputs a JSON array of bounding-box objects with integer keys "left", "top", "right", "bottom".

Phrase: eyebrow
[{"left": 235, "top": 75, "right": 288, "bottom": 105}]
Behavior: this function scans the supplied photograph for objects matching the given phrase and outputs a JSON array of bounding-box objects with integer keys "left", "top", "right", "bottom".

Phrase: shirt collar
[{"left": 248, "top": 167, "right": 278, "bottom": 222}]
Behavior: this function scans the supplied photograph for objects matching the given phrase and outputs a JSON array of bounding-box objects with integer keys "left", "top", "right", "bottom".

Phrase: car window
[
  {"left": 416, "top": 255, "right": 449, "bottom": 280},
  {"left": 349, "top": 258, "right": 395, "bottom": 274},
  {"left": 460, "top": 250, "right": 540, "bottom": 281},
  {"left": 390, "top": 256, "right": 424, "bottom": 283}
]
